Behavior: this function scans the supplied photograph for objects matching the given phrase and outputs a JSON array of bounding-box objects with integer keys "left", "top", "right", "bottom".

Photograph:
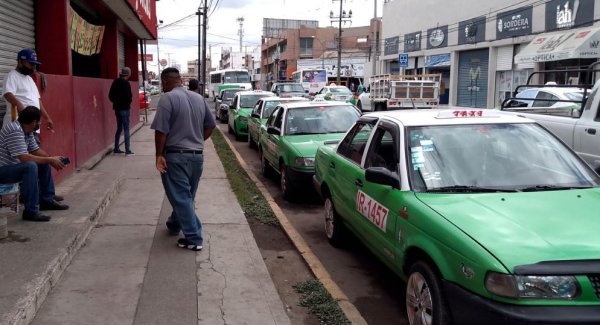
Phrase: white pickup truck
[
  {"left": 357, "top": 74, "right": 441, "bottom": 111},
  {"left": 501, "top": 65, "right": 600, "bottom": 171}
]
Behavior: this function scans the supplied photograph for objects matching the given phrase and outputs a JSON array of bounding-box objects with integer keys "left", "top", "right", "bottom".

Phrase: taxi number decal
[{"left": 356, "top": 190, "right": 388, "bottom": 231}]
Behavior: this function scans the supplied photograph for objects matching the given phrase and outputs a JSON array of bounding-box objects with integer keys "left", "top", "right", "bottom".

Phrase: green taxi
[
  {"left": 247, "top": 96, "right": 308, "bottom": 149},
  {"left": 228, "top": 90, "right": 275, "bottom": 140},
  {"left": 313, "top": 109, "right": 600, "bottom": 324},
  {"left": 258, "top": 100, "right": 361, "bottom": 199}
]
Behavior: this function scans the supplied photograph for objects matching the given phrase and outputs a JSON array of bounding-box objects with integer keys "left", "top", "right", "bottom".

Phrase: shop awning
[{"left": 514, "top": 26, "right": 600, "bottom": 64}]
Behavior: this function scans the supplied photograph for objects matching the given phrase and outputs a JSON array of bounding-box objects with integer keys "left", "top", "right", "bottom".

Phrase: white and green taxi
[
  {"left": 247, "top": 96, "right": 308, "bottom": 149},
  {"left": 313, "top": 109, "right": 600, "bottom": 324},
  {"left": 258, "top": 100, "right": 361, "bottom": 199},
  {"left": 228, "top": 90, "right": 275, "bottom": 140}
]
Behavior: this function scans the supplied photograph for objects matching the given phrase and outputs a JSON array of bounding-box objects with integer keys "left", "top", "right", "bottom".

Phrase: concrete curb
[
  {"left": 6, "top": 176, "right": 124, "bottom": 325},
  {"left": 216, "top": 128, "right": 368, "bottom": 325}
]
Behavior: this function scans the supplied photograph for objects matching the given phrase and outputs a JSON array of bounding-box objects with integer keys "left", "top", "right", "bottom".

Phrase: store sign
[
  {"left": 138, "top": 54, "right": 153, "bottom": 61},
  {"left": 127, "top": 0, "right": 158, "bottom": 38},
  {"left": 427, "top": 25, "right": 448, "bottom": 49},
  {"left": 69, "top": 7, "right": 105, "bottom": 55},
  {"left": 458, "top": 16, "right": 486, "bottom": 45},
  {"left": 404, "top": 32, "right": 421, "bottom": 52},
  {"left": 497, "top": 6, "right": 532, "bottom": 39},
  {"left": 545, "top": 0, "right": 594, "bottom": 31},
  {"left": 425, "top": 53, "right": 451, "bottom": 67},
  {"left": 384, "top": 36, "right": 399, "bottom": 56}
]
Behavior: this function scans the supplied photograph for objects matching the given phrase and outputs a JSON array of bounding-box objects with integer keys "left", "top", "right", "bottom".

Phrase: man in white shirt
[{"left": 2, "top": 49, "right": 54, "bottom": 132}]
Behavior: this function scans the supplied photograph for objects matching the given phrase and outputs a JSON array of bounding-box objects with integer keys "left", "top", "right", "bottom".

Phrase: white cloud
[{"left": 144, "top": 0, "right": 382, "bottom": 74}]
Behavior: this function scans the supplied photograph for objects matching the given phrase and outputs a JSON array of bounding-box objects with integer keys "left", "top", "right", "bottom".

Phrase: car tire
[
  {"left": 280, "top": 164, "right": 295, "bottom": 200},
  {"left": 406, "top": 261, "right": 450, "bottom": 325},
  {"left": 220, "top": 112, "right": 227, "bottom": 124},
  {"left": 324, "top": 195, "right": 345, "bottom": 247},
  {"left": 234, "top": 123, "right": 243, "bottom": 141}
]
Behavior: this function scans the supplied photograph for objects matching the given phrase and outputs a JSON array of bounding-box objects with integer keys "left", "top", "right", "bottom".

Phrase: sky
[{"left": 144, "top": 0, "right": 383, "bottom": 74}]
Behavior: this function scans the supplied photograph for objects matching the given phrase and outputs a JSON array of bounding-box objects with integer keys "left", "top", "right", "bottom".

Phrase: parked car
[
  {"left": 313, "top": 108, "right": 600, "bottom": 324},
  {"left": 507, "top": 85, "right": 588, "bottom": 110},
  {"left": 314, "top": 85, "right": 354, "bottom": 103},
  {"left": 247, "top": 96, "right": 308, "bottom": 149},
  {"left": 139, "top": 90, "right": 149, "bottom": 109},
  {"left": 270, "top": 82, "right": 309, "bottom": 98},
  {"left": 215, "top": 88, "right": 243, "bottom": 122},
  {"left": 228, "top": 90, "right": 275, "bottom": 140},
  {"left": 258, "top": 100, "right": 361, "bottom": 199}
]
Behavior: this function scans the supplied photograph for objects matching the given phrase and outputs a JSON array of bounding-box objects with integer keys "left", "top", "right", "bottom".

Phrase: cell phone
[{"left": 60, "top": 157, "right": 70, "bottom": 165}]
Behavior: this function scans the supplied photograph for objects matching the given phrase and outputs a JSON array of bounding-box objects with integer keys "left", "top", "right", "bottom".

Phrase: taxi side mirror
[{"left": 365, "top": 167, "right": 400, "bottom": 189}]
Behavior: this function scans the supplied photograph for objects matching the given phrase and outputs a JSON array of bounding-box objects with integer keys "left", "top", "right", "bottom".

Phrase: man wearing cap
[
  {"left": 2, "top": 49, "right": 54, "bottom": 133},
  {"left": 108, "top": 67, "right": 134, "bottom": 155}
]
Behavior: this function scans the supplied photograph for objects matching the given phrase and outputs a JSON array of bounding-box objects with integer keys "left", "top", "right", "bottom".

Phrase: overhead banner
[
  {"left": 69, "top": 7, "right": 105, "bottom": 55},
  {"left": 514, "top": 26, "right": 600, "bottom": 63},
  {"left": 297, "top": 57, "right": 367, "bottom": 78}
]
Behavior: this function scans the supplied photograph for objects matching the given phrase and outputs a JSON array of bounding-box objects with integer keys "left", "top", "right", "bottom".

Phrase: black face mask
[{"left": 17, "top": 66, "right": 34, "bottom": 76}]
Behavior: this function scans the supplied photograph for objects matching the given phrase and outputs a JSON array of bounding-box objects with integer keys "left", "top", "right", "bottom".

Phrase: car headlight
[
  {"left": 294, "top": 157, "right": 315, "bottom": 167},
  {"left": 239, "top": 116, "right": 248, "bottom": 122},
  {"left": 485, "top": 272, "right": 580, "bottom": 299}
]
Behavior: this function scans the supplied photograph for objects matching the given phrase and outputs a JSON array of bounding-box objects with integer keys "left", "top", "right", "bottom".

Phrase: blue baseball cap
[{"left": 17, "top": 49, "right": 41, "bottom": 65}]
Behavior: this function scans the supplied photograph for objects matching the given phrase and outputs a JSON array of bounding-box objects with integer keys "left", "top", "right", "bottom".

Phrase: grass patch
[
  {"left": 294, "top": 279, "right": 350, "bottom": 325},
  {"left": 211, "top": 130, "right": 279, "bottom": 226}
]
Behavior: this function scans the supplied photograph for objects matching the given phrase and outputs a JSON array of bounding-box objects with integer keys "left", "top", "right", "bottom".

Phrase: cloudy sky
[{"left": 145, "top": 0, "right": 383, "bottom": 73}]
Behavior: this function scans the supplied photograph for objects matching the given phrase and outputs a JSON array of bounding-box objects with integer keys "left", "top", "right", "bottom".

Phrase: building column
[
  {"left": 487, "top": 47, "right": 498, "bottom": 109},
  {"left": 35, "top": 0, "right": 71, "bottom": 75},
  {"left": 101, "top": 22, "right": 119, "bottom": 79},
  {"left": 449, "top": 51, "right": 459, "bottom": 106}
]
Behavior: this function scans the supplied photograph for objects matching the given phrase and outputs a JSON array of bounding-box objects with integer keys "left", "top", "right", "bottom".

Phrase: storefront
[
  {"left": 425, "top": 53, "right": 451, "bottom": 104},
  {"left": 457, "top": 48, "right": 489, "bottom": 108},
  {"left": 0, "top": 0, "right": 157, "bottom": 181}
]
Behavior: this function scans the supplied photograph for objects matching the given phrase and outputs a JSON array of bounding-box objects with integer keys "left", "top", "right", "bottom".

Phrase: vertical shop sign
[
  {"left": 458, "top": 16, "right": 486, "bottom": 45},
  {"left": 427, "top": 25, "right": 448, "bottom": 49},
  {"left": 545, "top": 0, "right": 594, "bottom": 31},
  {"left": 384, "top": 36, "right": 399, "bottom": 55},
  {"left": 404, "top": 32, "right": 422, "bottom": 52}
]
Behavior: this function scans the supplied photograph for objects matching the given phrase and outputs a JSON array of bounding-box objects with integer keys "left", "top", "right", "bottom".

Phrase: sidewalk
[{"left": 0, "top": 112, "right": 291, "bottom": 325}]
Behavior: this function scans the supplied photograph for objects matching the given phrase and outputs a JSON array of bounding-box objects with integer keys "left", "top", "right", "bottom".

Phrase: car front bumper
[
  {"left": 286, "top": 167, "right": 314, "bottom": 185},
  {"left": 444, "top": 281, "right": 600, "bottom": 325},
  {"left": 234, "top": 119, "right": 248, "bottom": 135}
]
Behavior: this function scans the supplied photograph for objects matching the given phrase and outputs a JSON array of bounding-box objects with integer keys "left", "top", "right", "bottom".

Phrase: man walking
[
  {"left": 151, "top": 67, "right": 215, "bottom": 251},
  {"left": 0, "top": 107, "right": 69, "bottom": 222},
  {"left": 109, "top": 67, "right": 134, "bottom": 155}
]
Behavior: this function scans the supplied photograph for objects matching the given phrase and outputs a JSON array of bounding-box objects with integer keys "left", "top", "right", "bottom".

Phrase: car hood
[
  {"left": 283, "top": 133, "right": 345, "bottom": 157},
  {"left": 281, "top": 92, "right": 307, "bottom": 97},
  {"left": 415, "top": 189, "right": 600, "bottom": 272},
  {"left": 236, "top": 108, "right": 252, "bottom": 117}
]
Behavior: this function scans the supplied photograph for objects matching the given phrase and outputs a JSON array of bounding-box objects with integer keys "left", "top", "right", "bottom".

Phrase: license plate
[{"left": 356, "top": 190, "right": 388, "bottom": 231}]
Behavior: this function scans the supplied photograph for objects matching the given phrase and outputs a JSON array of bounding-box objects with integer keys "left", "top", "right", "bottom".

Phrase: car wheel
[
  {"left": 324, "top": 195, "right": 345, "bottom": 247},
  {"left": 220, "top": 112, "right": 227, "bottom": 124},
  {"left": 280, "top": 164, "right": 295, "bottom": 200},
  {"left": 259, "top": 147, "right": 273, "bottom": 178},
  {"left": 234, "top": 123, "right": 243, "bottom": 141},
  {"left": 406, "top": 261, "right": 450, "bottom": 325}
]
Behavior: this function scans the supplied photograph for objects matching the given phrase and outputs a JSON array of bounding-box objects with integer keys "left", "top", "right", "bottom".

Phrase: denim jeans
[
  {"left": 160, "top": 152, "right": 204, "bottom": 245},
  {"left": 0, "top": 161, "right": 55, "bottom": 213},
  {"left": 114, "top": 109, "right": 131, "bottom": 152}
]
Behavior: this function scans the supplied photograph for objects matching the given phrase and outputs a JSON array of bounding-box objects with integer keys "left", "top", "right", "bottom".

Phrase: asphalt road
[{"left": 212, "top": 109, "right": 408, "bottom": 325}]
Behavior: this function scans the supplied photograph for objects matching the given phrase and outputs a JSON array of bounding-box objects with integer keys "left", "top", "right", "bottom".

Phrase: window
[
  {"left": 365, "top": 127, "right": 398, "bottom": 172},
  {"left": 338, "top": 122, "right": 375, "bottom": 165},
  {"left": 266, "top": 107, "right": 281, "bottom": 127},
  {"left": 273, "top": 108, "right": 284, "bottom": 129},
  {"left": 533, "top": 91, "right": 559, "bottom": 107},
  {"left": 299, "top": 38, "right": 314, "bottom": 57}
]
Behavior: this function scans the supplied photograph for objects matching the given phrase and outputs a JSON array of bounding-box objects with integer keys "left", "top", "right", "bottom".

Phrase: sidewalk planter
[{"left": 0, "top": 183, "right": 19, "bottom": 239}]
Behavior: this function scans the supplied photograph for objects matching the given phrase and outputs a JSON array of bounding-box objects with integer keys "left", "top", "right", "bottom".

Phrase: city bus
[
  {"left": 208, "top": 68, "right": 252, "bottom": 99},
  {"left": 291, "top": 68, "right": 327, "bottom": 95}
]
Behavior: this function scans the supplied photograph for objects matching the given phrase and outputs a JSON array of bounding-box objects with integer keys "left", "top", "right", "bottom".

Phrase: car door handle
[
  {"left": 586, "top": 128, "right": 597, "bottom": 135},
  {"left": 355, "top": 179, "right": 363, "bottom": 187},
  {"left": 329, "top": 162, "right": 336, "bottom": 169}
]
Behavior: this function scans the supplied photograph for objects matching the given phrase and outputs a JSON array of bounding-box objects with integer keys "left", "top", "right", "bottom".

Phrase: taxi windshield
[
  {"left": 280, "top": 84, "right": 305, "bottom": 92},
  {"left": 240, "top": 94, "right": 271, "bottom": 108},
  {"left": 407, "top": 123, "right": 600, "bottom": 192},
  {"left": 284, "top": 105, "right": 360, "bottom": 135}
]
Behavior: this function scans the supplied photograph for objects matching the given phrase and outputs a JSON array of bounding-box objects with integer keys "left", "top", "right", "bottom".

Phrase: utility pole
[
  {"left": 196, "top": 1, "right": 208, "bottom": 96},
  {"left": 237, "top": 17, "right": 244, "bottom": 53},
  {"left": 330, "top": 1, "right": 352, "bottom": 84},
  {"left": 156, "top": 20, "right": 163, "bottom": 76},
  {"left": 372, "top": 0, "right": 378, "bottom": 76},
  {"left": 201, "top": 0, "right": 207, "bottom": 95}
]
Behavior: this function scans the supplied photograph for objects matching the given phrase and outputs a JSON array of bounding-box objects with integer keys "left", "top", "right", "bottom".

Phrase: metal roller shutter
[
  {"left": 0, "top": 0, "right": 35, "bottom": 122},
  {"left": 457, "top": 48, "right": 489, "bottom": 108},
  {"left": 118, "top": 32, "right": 125, "bottom": 72},
  {"left": 496, "top": 46, "right": 513, "bottom": 71}
]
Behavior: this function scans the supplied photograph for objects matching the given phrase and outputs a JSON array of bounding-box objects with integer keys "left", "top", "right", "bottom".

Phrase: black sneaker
[
  {"left": 113, "top": 149, "right": 125, "bottom": 154},
  {"left": 177, "top": 238, "right": 202, "bottom": 251},
  {"left": 125, "top": 151, "right": 135, "bottom": 156},
  {"left": 22, "top": 210, "right": 51, "bottom": 222},
  {"left": 40, "top": 200, "right": 69, "bottom": 211}
]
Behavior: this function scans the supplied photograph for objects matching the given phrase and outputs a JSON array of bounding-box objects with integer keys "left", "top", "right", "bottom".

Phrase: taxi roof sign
[{"left": 436, "top": 110, "right": 500, "bottom": 119}]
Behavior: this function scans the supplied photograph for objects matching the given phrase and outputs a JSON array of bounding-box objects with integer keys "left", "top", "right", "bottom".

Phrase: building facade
[
  {"left": 379, "top": 0, "right": 600, "bottom": 108},
  {"left": 261, "top": 20, "right": 376, "bottom": 89},
  {"left": 0, "top": 0, "right": 157, "bottom": 181}
]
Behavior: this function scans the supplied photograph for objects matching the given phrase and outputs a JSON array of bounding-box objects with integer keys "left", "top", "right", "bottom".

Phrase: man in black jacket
[{"left": 108, "top": 67, "right": 134, "bottom": 155}]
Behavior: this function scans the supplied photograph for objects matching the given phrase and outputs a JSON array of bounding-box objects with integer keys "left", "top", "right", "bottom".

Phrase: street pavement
[{"left": 0, "top": 111, "right": 291, "bottom": 325}]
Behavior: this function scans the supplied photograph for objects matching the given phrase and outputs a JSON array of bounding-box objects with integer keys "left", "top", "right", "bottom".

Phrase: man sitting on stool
[{"left": 0, "top": 106, "right": 69, "bottom": 222}]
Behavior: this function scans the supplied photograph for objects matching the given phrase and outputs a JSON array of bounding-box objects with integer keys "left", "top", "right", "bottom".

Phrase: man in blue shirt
[
  {"left": 151, "top": 68, "right": 216, "bottom": 251},
  {"left": 0, "top": 107, "right": 69, "bottom": 221}
]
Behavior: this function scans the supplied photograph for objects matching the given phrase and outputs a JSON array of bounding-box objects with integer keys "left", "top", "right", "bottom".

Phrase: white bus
[
  {"left": 208, "top": 69, "right": 252, "bottom": 99},
  {"left": 291, "top": 68, "right": 327, "bottom": 95}
]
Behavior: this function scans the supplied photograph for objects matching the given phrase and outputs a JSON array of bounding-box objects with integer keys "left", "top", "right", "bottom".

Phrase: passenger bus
[
  {"left": 291, "top": 68, "right": 327, "bottom": 95},
  {"left": 208, "top": 69, "right": 252, "bottom": 99}
]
